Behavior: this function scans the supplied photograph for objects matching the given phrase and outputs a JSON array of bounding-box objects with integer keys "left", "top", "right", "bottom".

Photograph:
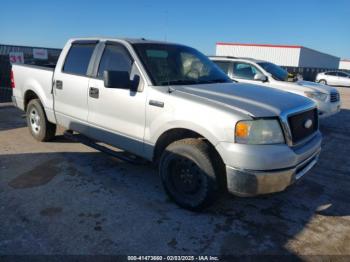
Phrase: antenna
[{"left": 164, "top": 9, "right": 168, "bottom": 42}]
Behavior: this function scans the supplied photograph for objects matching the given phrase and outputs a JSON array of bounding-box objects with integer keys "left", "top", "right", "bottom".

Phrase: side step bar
[{"left": 63, "top": 130, "right": 148, "bottom": 165}]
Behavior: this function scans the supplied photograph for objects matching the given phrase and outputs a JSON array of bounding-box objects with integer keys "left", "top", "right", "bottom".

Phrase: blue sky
[{"left": 1, "top": 0, "right": 349, "bottom": 58}]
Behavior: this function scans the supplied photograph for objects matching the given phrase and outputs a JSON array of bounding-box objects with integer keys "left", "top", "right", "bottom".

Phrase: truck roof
[
  {"left": 69, "top": 37, "right": 180, "bottom": 46},
  {"left": 209, "top": 56, "right": 266, "bottom": 63}
]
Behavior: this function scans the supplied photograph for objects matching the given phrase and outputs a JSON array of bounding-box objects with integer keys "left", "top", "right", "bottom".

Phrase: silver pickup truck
[{"left": 11, "top": 38, "right": 322, "bottom": 210}]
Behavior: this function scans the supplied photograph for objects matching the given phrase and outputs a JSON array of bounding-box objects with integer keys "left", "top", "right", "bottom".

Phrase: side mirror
[
  {"left": 254, "top": 73, "right": 268, "bottom": 82},
  {"left": 104, "top": 70, "right": 131, "bottom": 89}
]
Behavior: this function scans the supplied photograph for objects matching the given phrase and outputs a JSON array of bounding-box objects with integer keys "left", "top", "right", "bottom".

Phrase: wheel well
[
  {"left": 153, "top": 128, "right": 227, "bottom": 190},
  {"left": 153, "top": 128, "right": 200, "bottom": 163},
  {"left": 24, "top": 90, "right": 39, "bottom": 111}
]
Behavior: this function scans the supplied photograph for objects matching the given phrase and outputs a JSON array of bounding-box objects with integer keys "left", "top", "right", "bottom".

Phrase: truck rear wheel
[
  {"left": 26, "top": 99, "right": 56, "bottom": 141},
  {"left": 159, "top": 138, "right": 220, "bottom": 210}
]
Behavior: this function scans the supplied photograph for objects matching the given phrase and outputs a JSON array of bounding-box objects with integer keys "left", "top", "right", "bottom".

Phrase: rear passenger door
[
  {"left": 53, "top": 41, "right": 98, "bottom": 133},
  {"left": 87, "top": 41, "right": 147, "bottom": 156}
]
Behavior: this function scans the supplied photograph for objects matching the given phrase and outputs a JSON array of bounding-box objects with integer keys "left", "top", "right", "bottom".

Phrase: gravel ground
[{"left": 0, "top": 87, "right": 350, "bottom": 258}]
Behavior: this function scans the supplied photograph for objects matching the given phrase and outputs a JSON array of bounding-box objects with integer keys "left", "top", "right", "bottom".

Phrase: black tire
[
  {"left": 159, "top": 138, "right": 221, "bottom": 210},
  {"left": 26, "top": 99, "right": 56, "bottom": 141},
  {"left": 319, "top": 79, "right": 327, "bottom": 85}
]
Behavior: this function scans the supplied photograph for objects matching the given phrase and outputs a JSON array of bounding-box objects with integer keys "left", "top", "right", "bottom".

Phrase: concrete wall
[
  {"left": 216, "top": 43, "right": 301, "bottom": 67},
  {"left": 299, "top": 47, "right": 340, "bottom": 68}
]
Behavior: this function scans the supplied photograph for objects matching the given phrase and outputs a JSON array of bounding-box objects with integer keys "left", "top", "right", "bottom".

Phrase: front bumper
[
  {"left": 225, "top": 149, "right": 320, "bottom": 196},
  {"left": 217, "top": 131, "right": 322, "bottom": 196},
  {"left": 317, "top": 100, "right": 341, "bottom": 118}
]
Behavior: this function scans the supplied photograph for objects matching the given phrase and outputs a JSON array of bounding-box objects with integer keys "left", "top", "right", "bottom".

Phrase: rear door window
[{"left": 63, "top": 44, "right": 96, "bottom": 75}]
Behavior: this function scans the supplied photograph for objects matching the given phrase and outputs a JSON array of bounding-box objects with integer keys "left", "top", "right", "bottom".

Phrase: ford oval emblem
[{"left": 304, "top": 119, "right": 313, "bottom": 129}]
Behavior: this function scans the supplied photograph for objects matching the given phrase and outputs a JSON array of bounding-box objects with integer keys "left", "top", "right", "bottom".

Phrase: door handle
[
  {"left": 56, "top": 80, "right": 63, "bottom": 89},
  {"left": 149, "top": 100, "right": 164, "bottom": 108},
  {"left": 89, "top": 87, "right": 99, "bottom": 98}
]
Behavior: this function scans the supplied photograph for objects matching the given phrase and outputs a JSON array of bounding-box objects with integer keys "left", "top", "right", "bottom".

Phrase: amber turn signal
[{"left": 235, "top": 122, "right": 250, "bottom": 138}]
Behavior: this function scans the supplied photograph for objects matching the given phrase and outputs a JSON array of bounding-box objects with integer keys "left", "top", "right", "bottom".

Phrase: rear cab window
[{"left": 63, "top": 43, "right": 96, "bottom": 75}]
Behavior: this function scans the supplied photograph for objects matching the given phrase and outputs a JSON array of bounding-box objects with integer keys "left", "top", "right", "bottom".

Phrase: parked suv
[
  {"left": 210, "top": 56, "right": 341, "bottom": 118},
  {"left": 316, "top": 71, "right": 350, "bottom": 87},
  {"left": 12, "top": 38, "right": 322, "bottom": 210}
]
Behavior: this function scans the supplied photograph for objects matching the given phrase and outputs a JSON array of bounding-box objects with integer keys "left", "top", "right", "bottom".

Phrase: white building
[
  {"left": 216, "top": 42, "right": 340, "bottom": 69},
  {"left": 339, "top": 59, "right": 350, "bottom": 70}
]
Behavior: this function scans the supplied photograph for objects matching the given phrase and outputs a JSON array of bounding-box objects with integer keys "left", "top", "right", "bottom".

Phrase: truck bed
[{"left": 12, "top": 63, "right": 56, "bottom": 123}]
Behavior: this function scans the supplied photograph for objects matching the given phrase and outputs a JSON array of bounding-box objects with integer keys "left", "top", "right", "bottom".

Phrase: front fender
[{"left": 150, "top": 120, "right": 221, "bottom": 147}]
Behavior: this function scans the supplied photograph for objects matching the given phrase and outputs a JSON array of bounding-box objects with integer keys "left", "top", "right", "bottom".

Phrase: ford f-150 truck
[{"left": 11, "top": 38, "right": 322, "bottom": 210}]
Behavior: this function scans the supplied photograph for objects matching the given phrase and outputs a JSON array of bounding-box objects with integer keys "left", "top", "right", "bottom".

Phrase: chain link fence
[
  {"left": 0, "top": 87, "right": 12, "bottom": 103},
  {"left": 282, "top": 66, "right": 350, "bottom": 82}
]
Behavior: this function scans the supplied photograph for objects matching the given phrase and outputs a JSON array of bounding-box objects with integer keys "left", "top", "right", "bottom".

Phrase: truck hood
[
  {"left": 173, "top": 82, "right": 315, "bottom": 118},
  {"left": 271, "top": 80, "right": 337, "bottom": 94}
]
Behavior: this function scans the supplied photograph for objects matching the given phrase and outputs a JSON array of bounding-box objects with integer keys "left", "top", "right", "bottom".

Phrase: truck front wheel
[
  {"left": 26, "top": 99, "right": 56, "bottom": 141},
  {"left": 159, "top": 138, "right": 220, "bottom": 210}
]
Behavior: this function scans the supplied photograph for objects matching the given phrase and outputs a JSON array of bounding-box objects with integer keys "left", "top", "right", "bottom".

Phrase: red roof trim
[{"left": 216, "top": 42, "right": 302, "bottom": 49}]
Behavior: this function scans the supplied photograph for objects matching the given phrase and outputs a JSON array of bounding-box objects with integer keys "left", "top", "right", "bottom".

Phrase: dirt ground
[{"left": 0, "top": 87, "right": 350, "bottom": 258}]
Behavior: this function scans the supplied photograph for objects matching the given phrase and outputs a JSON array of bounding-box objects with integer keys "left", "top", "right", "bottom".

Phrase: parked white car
[
  {"left": 210, "top": 56, "right": 341, "bottom": 118},
  {"left": 316, "top": 71, "right": 350, "bottom": 87}
]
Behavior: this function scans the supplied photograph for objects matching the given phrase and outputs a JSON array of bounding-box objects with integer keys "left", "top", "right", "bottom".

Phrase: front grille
[
  {"left": 330, "top": 92, "right": 340, "bottom": 103},
  {"left": 288, "top": 108, "right": 318, "bottom": 144}
]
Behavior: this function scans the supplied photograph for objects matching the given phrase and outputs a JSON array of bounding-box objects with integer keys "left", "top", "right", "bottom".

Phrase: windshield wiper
[
  {"left": 159, "top": 78, "right": 231, "bottom": 86},
  {"left": 159, "top": 79, "right": 199, "bottom": 86},
  {"left": 200, "top": 79, "right": 230, "bottom": 84}
]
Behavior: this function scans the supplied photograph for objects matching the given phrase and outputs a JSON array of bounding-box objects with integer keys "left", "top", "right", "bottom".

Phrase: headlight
[
  {"left": 235, "top": 119, "right": 285, "bottom": 144},
  {"left": 304, "top": 91, "right": 328, "bottom": 102}
]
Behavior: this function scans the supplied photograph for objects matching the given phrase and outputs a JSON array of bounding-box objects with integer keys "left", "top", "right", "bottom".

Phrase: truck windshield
[
  {"left": 257, "top": 62, "right": 289, "bottom": 81},
  {"left": 133, "top": 43, "right": 231, "bottom": 86}
]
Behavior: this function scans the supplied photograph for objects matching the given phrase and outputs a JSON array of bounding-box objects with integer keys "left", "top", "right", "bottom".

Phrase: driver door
[{"left": 87, "top": 42, "right": 147, "bottom": 156}]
